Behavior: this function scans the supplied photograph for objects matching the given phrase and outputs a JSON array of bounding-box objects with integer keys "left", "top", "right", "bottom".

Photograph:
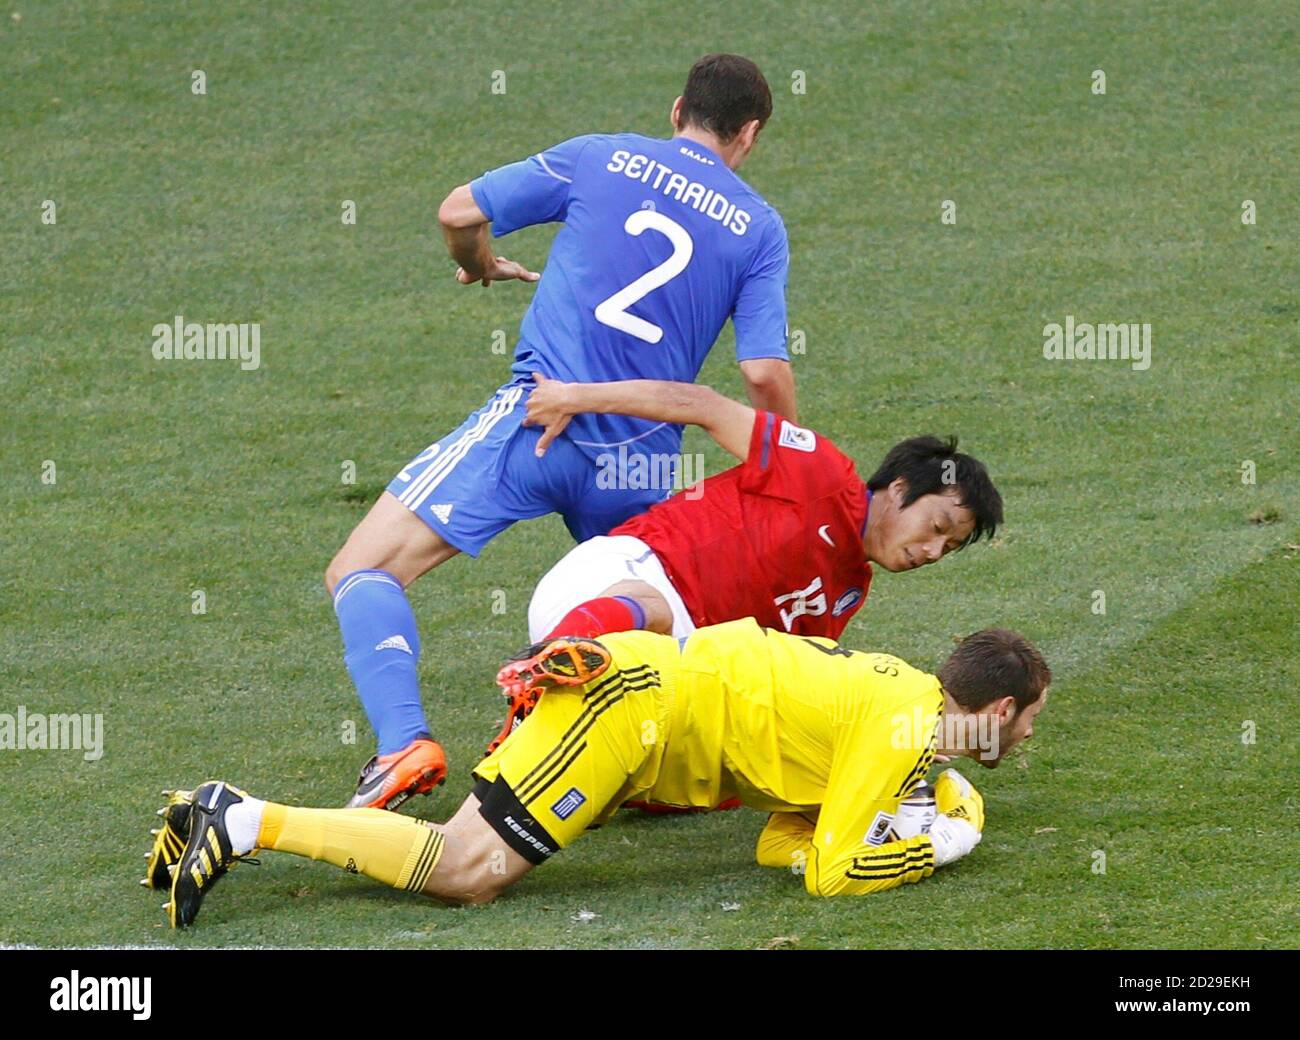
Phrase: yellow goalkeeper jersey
[{"left": 647, "top": 619, "right": 945, "bottom": 896}]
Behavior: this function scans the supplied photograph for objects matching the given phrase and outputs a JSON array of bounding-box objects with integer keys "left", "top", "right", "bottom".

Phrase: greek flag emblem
[{"left": 551, "top": 787, "right": 587, "bottom": 821}]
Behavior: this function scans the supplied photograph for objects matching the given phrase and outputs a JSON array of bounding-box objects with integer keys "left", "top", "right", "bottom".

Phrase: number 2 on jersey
[{"left": 594, "top": 210, "right": 694, "bottom": 344}]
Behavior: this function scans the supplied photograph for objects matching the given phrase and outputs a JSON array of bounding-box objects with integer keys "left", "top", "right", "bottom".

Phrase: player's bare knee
[
  {"left": 417, "top": 817, "right": 514, "bottom": 905},
  {"left": 324, "top": 553, "right": 348, "bottom": 597},
  {"left": 324, "top": 539, "right": 380, "bottom": 596},
  {"left": 429, "top": 881, "right": 481, "bottom": 907},
  {"left": 455, "top": 874, "right": 507, "bottom": 906},
  {"left": 459, "top": 842, "right": 513, "bottom": 903},
  {"left": 324, "top": 548, "right": 363, "bottom": 597},
  {"left": 426, "top": 854, "right": 506, "bottom": 906},
  {"left": 603, "top": 580, "right": 674, "bottom": 633},
  {"left": 328, "top": 526, "right": 384, "bottom": 589}
]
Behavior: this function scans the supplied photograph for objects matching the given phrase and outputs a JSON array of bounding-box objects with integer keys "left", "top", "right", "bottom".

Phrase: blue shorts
[{"left": 387, "top": 379, "right": 671, "bottom": 556}]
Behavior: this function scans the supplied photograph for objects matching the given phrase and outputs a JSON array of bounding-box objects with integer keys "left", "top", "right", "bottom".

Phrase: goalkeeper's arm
[
  {"left": 756, "top": 810, "right": 936, "bottom": 895},
  {"left": 802, "top": 769, "right": 986, "bottom": 897}
]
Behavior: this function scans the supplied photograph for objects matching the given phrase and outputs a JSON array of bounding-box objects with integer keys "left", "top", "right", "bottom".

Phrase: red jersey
[{"left": 612, "top": 411, "right": 873, "bottom": 639}]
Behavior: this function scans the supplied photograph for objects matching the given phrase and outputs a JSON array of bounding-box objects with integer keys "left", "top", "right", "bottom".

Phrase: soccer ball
[{"left": 890, "top": 782, "right": 937, "bottom": 840}]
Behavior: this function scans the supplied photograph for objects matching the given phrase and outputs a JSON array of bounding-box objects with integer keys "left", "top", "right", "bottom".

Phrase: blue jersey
[{"left": 470, "top": 132, "right": 789, "bottom": 456}]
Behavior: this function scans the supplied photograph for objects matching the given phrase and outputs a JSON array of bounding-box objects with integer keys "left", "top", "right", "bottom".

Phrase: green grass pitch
[{"left": 2, "top": 0, "right": 1297, "bottom": 948}]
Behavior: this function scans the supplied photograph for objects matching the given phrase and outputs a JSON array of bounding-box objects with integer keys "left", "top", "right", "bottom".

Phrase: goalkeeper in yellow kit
[{"left": 152, "top": 620, "right": 1050, "bottom": 926}]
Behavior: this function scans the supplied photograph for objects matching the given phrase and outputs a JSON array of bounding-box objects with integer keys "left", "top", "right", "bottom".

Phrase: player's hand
[
  {"left": 929, "top": 768, "right": 984, "bottom": 868},
  {"left": 454, "top": 255, "right": 540, "bottom": 286},
  {"left": 524, "top": 372, "right": 575, "bottom": 457},
  {"left": 934, "top": 768, "right": 985, "bottom": 831}
]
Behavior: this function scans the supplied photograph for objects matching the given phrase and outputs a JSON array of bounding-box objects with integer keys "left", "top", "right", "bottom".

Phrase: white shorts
[{"left": 527, "top": 535, "right": 697, "bottom": 642}]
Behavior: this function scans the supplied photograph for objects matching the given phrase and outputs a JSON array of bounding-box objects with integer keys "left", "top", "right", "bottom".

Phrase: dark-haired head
[
  {"left": 937, "top": 629, "right": 1051, "bottom": 767},
  {"left": 941, "top": 629, "right": 1051, "bottom": 713},
  {"left": 671, "top": 54, "right": 772, "bottom": 170},
  {"left": 862, "top": 435, "right": 1002, "bottom": 572}
]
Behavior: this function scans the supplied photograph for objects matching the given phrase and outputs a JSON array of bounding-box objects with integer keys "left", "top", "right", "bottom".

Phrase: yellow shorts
[{"left": 472, "top": 630, "right": 680, "bottom": 862}]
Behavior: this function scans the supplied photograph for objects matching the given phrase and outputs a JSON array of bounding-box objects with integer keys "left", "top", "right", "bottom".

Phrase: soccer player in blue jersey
[{"left": 325, "top": 55, "right": 797, "bottom": 810}]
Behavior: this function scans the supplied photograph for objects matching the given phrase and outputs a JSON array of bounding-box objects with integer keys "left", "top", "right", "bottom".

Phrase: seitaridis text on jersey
[{"left": 151, "top": 314, "right": 261, "bottom": 371}]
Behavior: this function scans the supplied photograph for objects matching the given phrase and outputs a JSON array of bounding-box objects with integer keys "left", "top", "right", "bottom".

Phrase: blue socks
[{"left": 333, "top": 569, "right": 431, "bottom": 756}]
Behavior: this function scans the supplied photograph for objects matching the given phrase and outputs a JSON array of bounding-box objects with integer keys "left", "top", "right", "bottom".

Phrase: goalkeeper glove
[{"left": 929, "top": 768, "right": 985, "bottom": 868}]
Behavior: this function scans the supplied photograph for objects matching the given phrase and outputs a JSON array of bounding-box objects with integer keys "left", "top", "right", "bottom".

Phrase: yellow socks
[{"left": 258, "top": 804, "right": 445, "bottom": 893}]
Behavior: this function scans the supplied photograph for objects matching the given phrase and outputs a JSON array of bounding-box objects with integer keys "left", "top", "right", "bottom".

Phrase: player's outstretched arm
[
  {"left": 739, "top": 357, "right": 797, "bottom": 422},
  {"left": 806, "top": 706, "right": 987, "bottom": 897},
  {"left": 803, "top": 769, "right": 986, "bottom": 897},
  {"left": 437, "top": 184, "right": 539, "bottom": 287},
  {"left": 806, "top": 831, "right": 939, "bottom": 897},
  {"left": 524, "top": 373, "right": 755, "bottom": 460}
]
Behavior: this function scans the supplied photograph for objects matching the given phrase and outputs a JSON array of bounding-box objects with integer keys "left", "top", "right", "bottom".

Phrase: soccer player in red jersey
[{"left": 488, "top": 373, "right": 1004, "bottom": 762}]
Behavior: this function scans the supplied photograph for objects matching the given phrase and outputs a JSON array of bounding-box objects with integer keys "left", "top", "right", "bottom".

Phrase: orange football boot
[
  {"left": 485, "top": 637, "right": 612, "bottom": 756},
  {"left": 346, "top": 736, "right": 447, "bottom": 811}
]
